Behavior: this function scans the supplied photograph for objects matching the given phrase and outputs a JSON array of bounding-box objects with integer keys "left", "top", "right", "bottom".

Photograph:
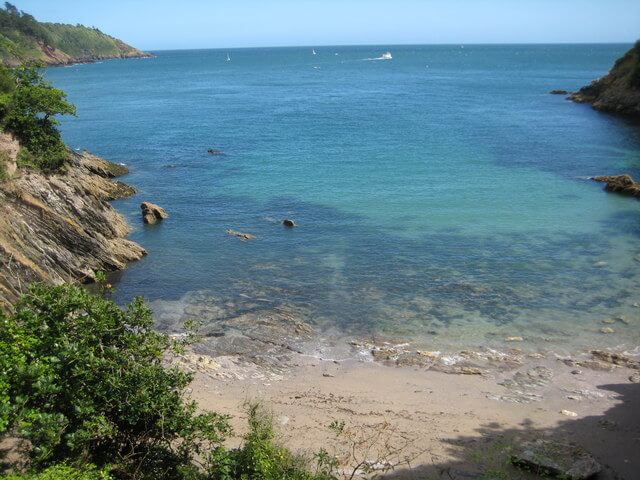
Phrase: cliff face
[
  {"left": 570, "top": 42, "right": 640, "bottom": 118},
  {"left": 0, "top": 145, "right": 145, "bottom": 309}
]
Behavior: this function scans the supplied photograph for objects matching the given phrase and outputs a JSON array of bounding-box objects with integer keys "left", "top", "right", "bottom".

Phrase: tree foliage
[
  {"left": 0, "top": 3, "right": 52, "bottom": 46},
  {"left": 0, "top": 284, "right": 230, "bottom": 479},
  {"left": 0, "top": 284, "right": 336, "bottom": 480},
  {"left": 0, "top": 64, "right": 75, "bottom": 171}
]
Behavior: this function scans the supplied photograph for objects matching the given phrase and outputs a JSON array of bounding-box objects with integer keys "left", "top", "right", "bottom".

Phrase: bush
[
  {"left": 207, "top": 404, "right": 336, "bottom": 480},
  {"left": 0, "top": 284, "right": 230, "bottom": 479},
  {"left": 0, "top": 284, "right": 340, "bottom": 480},
  {"left": 2, "top": 464, "right": 112, "bottom": 480},
  {"left": 0, "top": 65, "right": 75, "bottom": 172}
]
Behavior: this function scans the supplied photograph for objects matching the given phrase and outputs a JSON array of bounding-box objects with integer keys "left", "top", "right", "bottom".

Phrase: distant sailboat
[
  {"left": 312, "top": 48, "right": 317, "bottom": 55},
  {"left": 226, "top": 53, "right": 231, "bottom": 62}
]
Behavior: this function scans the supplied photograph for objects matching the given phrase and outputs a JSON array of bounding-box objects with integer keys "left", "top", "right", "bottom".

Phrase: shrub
[
  {"left": 2, "top": 464, "right": 112, "bottom": 480},
  {"left": 0, "top": 284, "right": 337, "bottom": 480},
  {"left": 207, "top": 404, "right": 336, "bottom": 480},
  {"left": 0, "top": 284, "right": 230, "bottom": 479}
]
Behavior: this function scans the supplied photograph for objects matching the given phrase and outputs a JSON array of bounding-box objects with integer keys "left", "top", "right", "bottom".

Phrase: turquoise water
[{"left": 47, "top": 44, "right": 640, "bottom": 352}]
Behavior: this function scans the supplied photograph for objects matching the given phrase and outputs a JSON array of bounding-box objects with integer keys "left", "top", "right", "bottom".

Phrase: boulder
[
  {"left": 592, "top": 174, "right": 640, "bottom": 198},
  {"left": 511, "top": 440, "right": 601, "bottom": 479},
  {"left": 282, "top": 218, "right": 296, "bottom": 228},
  {"left": 141, "top": 202, "right": 168, "bottom": 224}
]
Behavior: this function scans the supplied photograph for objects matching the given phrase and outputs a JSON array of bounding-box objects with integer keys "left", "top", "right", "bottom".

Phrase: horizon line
[{"left": 143, "top": 40, "right": 636, "bottom": 52}]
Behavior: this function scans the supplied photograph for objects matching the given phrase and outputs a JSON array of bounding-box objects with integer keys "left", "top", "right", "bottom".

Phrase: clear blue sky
[{"left": 22, "top": 0, "right": 640, "bottom": 50}]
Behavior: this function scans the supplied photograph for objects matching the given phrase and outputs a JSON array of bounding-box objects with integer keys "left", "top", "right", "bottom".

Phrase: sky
[{"left": 21, "top": 0, "right": 640, "bottom": 50}]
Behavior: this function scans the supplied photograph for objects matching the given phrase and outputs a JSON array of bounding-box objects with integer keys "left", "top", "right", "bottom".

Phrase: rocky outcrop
[
  {"left": 141, "top": 202, "right": 168, "bottom": 224},
  {"left": 511, "top": 440, "right": 601, "bottom": 479},
  {"left": 0, "top": 150, "right": 146, "bottom": 309},
  {"left": 592, "top": 174, "right": 640, "bottom": 198},
  {"left": 569, "top": 41, "right": 640, "bottom": 118}
]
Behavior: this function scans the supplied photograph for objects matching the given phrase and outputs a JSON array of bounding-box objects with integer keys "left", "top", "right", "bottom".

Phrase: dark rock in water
[
  {"left": 592, "top": 174, "right": 640, "bottom": 198},
  {"left": 550, "top": 89, "right": 570, "bottom": 95},
  {"left": 225, "top": 229, "right": 255, "bottom": 241},
  {"left": 207, "top": 149, "right": 224, "bottom": 155},
  {"left": 511, "top": 440, "right": 601, "bottom": 479},
  {"left": 282, "top": 219, "right": 296, "bottom": 227},
  {"left": 141, "top": 202, "right": 169, "bottom": 224}
]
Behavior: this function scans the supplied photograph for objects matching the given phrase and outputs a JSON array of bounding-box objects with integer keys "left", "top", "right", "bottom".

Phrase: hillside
[
  {"left": 570, "top": 41, "right": 640, "bottom": 118},
  {"left": 0, "top": 3, "right": 150, "bottom": 66}
]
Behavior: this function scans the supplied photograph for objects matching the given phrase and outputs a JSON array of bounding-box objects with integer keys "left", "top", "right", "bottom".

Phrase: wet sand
[{"left": 185, "top": 349, "right": 640, "bottom": 479}]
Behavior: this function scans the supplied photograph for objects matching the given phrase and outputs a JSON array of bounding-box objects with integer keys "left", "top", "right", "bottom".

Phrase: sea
[{"left": 46, "top": 44, "right": 640, "bottom": 354}]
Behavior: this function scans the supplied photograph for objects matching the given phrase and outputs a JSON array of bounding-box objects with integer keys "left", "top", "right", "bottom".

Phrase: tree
[
  {"left": 4, "top": 2, "right": 19, "bottom": 16},
  {"left": 1, "top": 65, "right": 76, "bottom": 171}
]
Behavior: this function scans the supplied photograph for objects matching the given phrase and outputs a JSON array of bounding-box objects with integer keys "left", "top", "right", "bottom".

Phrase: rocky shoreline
[
  {"left": 0, "top": 144, "right": 146, "bottom": 309},
  {"left": 566, "top": 41, "right": 640, "bottom": 118},
  {"left": 44, "top": 51, "right": 155, "bottom": 68}
]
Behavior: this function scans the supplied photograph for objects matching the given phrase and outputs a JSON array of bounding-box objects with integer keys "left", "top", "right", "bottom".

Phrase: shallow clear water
[{"left": 47, "top": 44, "right": 640, "bottom": 353}]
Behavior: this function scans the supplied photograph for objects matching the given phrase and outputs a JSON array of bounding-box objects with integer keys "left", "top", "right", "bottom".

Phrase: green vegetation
[
  {"left": 0, "top": 150, "right": 8, "bottom": 180},
  {"left": 0, "top": 3, "right": 146, "bottom": 66},
  {"left": 3, "top": 465, "right": 111, "bottom": 480},
  {"left": 0, "top": 64, "right": 75, "bottom": 171},
  {"left": 0, "top": 284, "right": 337, "bottom": 480}
]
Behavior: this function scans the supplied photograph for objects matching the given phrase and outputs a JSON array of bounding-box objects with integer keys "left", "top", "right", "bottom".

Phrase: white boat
[
  {"left": 381, "top": 51, "right": 392, "bottom": 60},
  {"left": 226, "top": 53, "right": 231, "bottom": 62},
  {"left": 312, "top": 48, "right": 316, "bottom": 55}
]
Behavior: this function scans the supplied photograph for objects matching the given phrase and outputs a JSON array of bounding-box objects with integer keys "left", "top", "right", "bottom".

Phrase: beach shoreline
[{"left": 178, "top": 336, "right": 640, "bottom": 479}]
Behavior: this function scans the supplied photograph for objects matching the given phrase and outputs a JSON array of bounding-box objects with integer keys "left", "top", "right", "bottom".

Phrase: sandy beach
[{"left": 182, "top": 345, "right": 640, "bottom": 479}]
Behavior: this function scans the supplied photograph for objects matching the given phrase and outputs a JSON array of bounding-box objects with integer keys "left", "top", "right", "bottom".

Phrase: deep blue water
[{"left": 47, "top": 44, "right": 640, "bottom": 352}]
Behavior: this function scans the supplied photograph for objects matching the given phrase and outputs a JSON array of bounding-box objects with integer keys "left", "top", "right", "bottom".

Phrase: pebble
[
  {"left": 505, "top": 336, "right": 524, "bottom": 342},
  {"left": 602, "top": 319, "right": 616, "bottom": 324},
  {"left": 322, "top": 373, "right": 335, "bottom": 378},
  {"left": 630, "top": 373, "right": 640, "bottom": 384},
  {"left": 593, "top": 261, "right": 608, "bottom": 268},
  {"left": 561, "top": 409, "right": 578, "bottom": 417},
  {"left": 599, "top": 327, "right": 615, "bottom": 334},
  {"left": 571, "top": 369, "right": 582, "bottom": 375}
]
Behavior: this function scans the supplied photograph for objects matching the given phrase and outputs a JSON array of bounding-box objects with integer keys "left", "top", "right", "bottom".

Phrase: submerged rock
[
  {"left": 225, "top": 229, "right": 255, "bottom": 241},
  {"left": 207, "top": 148, "right": 224, "bottom": 155},
  {"left": 592, "top": 174, "right": 640, "bottom": 198},
  {"left": 511, "top": 440, "right": 601, "bottom": 479},
  {"left": 282, "top": 218, "right": 296, "bottom": 228},
  {"left": 141, "top": 202, "right": 168, "bottom": 224},
  {"left": 550, "top": 89, "right": 570, "bottom": 95}
]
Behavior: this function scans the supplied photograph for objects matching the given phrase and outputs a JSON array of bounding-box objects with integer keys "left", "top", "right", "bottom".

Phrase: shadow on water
[{"left": 381, "top": 381, "right": 640, "bottom": 480}]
